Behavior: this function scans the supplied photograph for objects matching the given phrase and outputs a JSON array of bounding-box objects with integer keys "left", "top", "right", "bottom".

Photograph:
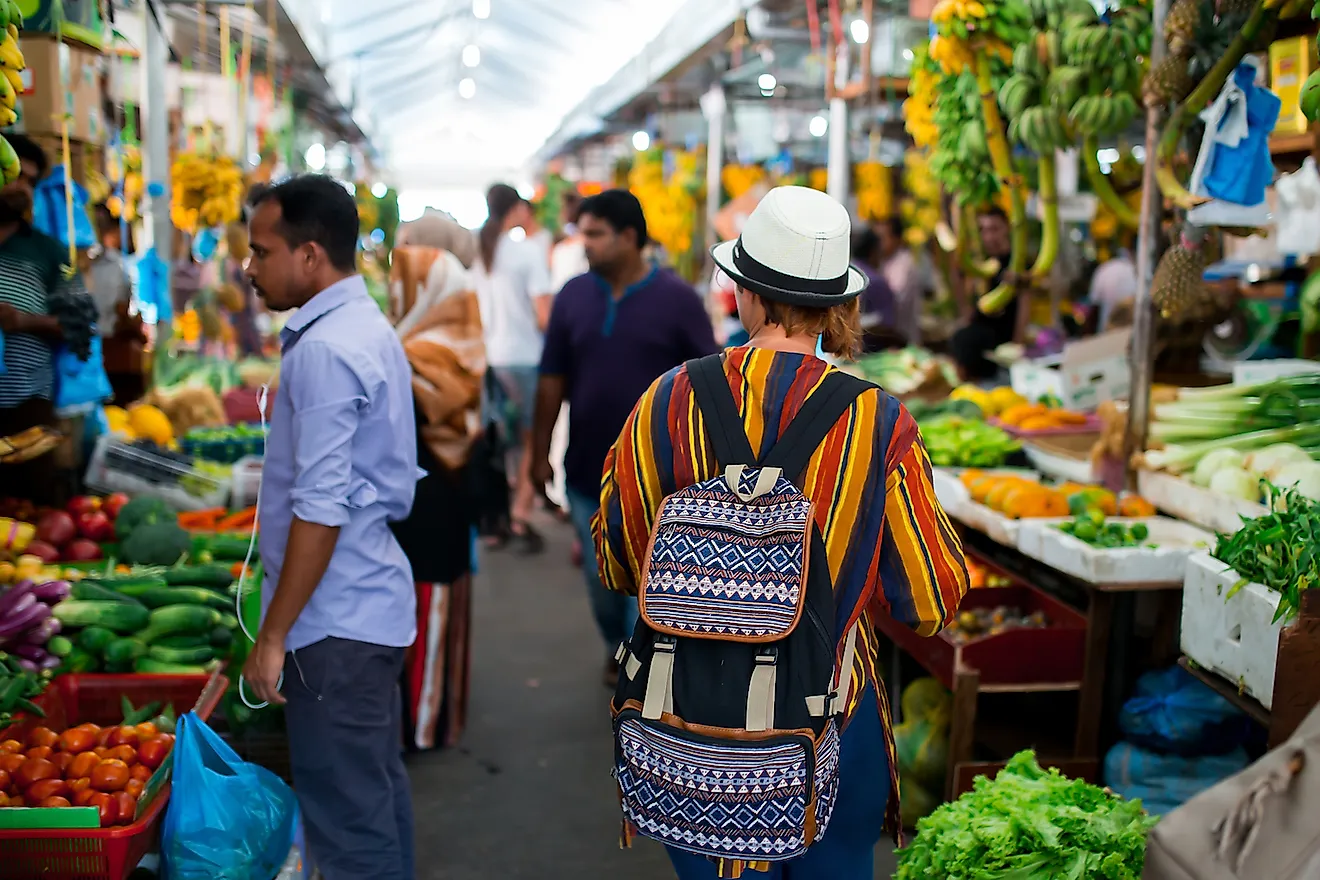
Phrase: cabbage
[
  {"left": 1244, "top": 443, "right": 1312, "bottom": 479},
  {"left": 1192, "top": 448, "right": 1245, "bottom": 487},
  {"left": 1209, "top": 466, "right": 1261, "bottom": 502},
  {"left": 1271, "top": 461, "right": 1320, "bottom": 501}
]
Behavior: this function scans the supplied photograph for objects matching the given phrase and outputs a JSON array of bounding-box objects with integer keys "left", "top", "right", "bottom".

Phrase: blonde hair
[{"left": 760, "top": 296, "right": 863, "bottom": 361}]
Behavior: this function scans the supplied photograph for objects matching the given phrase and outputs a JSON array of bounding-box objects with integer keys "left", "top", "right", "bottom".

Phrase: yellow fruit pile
[
  {"left": 855, "top": 162, "right": 893, "bottom": 223},
  {"left": 899, "top": 153, "right": 942, "bottom": 247},
  {"left": 629, "top": 147, "right": 700, "bottom": 261},
  {"left": 170, "top": 151, "right": 245, "bottom": 234},
  {"left": 721, "top": 164, "right": 766, "bottom": 200},
  {"left": 949, "top": 383, "right": 1025, "bottom": 417},
  {"left": 903, "top": 60, "right": 939, "bottom": 149},
  {"left": 128, "top": 404, "right": 175, "bottom": 445}
]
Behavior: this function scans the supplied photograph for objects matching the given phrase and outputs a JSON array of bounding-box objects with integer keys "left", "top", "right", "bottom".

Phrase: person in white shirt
[
  {"left": 550, "top": 190, "right": 588, "bottom": 293},
  {"left": 1088, "top": 248, "right": 1137, "bottom": 333},
  {"left": 475, "top": 184, "right": 555, "bottom": 552}
]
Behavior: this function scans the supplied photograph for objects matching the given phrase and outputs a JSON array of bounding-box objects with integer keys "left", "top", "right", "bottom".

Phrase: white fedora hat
[{"left": 711, "top": 185, "right": 868, "bottom": 307}]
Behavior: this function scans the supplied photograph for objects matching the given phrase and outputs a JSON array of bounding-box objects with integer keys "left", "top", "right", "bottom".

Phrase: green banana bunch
[
  {"left": 1068, "top": 92, "right": 1141, "bottom": 136},
  {"left": 1302, "top": 68, "right": 1320, "bottom": 122},
  {"left": 0, "top": 135, "right": 17, "bottom": 185}
]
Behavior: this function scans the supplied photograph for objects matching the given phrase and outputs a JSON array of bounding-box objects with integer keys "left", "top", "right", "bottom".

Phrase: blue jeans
[
  {"left": 666, "top": 685, "right": 890, "bottom": 880},
  {"left": 566, "top": 487, "right": 639, "bottom": 655},
  {"left": 283, "top": 637, "right": 415, "bottom": 880}
]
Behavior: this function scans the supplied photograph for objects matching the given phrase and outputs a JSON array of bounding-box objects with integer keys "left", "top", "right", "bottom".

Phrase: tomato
[
  {"left": 124, "top": 778, "right": 145, "bottom": 799},
  {"left": 129, "top": 764, "right": 152, "bottom": 783},
  {"left": 68, "top": 777, "right": 91, "bottom": 794},
  {"left": 112, "top": 791, "right": 137, "bottom": 825},
  {"left": 93, "top": 747, "right": 109, "bottom": 759},
  {"left": 136, "top": 737, "right": 171, "bottom": 771},
  {"left": 0, "top": 792, "right": 8, "bottom": 807},
  {"left": 133, "top": 722, "right": 159, "bottom": 740},
  {"left": 102, "top": 493, "right": 130, "bottom": 519},
  {"left": 14, "top": 757, "right": 58, "bottom": 789},
  {"left": 7, "top": 795, "right": 22, "bottom": 807},
  {"left": 57, "top": 728, "right": 97, "bottom": 754},
  {"left": 0, "top": 769, "right": 7, "bottom": 791},
  {"left": 67, "top": 752, "right": 100, "bottom": 780},
  {"left": 105, "top": 727, "right": 140, "bottom": 749},
  {"left": 0, "top": 754, "right": 25, "bottom": 775},
  {"left": 105, "top": 745, "right": 138, "bottom": 766},
  {"left": 49, "top": 751, "right": 73, "bottom": 774},
  {"left": 0, "top": 740, "right": 22, "bottom": 754},
  {"left": 71, "top": 787, "right": 98, "bottom": 807},
  {"left": 24, "top": 778, "right": 69, "bottom": 801},
  {"left": 38, "top": 795, "right": 72, "bottom": 808},
  {"left": 95, "top": 728, "right": 114, "bottom": 748},
  {"left": 25, "top": 727, "right": 58, "bottom": 750},
  {"left": 25, "top": 746, "right": 52, "bottom": 761},
  {"left": 90, "top": 760, "right": 129, "bottom": 793},
  {"left": 89, "top": 791, "right": 117, "bottom": 827}
]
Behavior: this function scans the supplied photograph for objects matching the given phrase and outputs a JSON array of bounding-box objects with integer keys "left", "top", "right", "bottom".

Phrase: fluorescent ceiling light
[
  {"left": 809, "top": 115, "right": 828, "bottom": 137},
  {"left": 459, "top": 77, "right": 477, "bottom": 99},
  {"left": 462, "top": 44, "right": 481, "bottom": 67},
  {"left": 758, "top": 73, "right": 777, "bottom": 91},
  {"left": 371, "top": 182, "right": 389, "bottom": 198},
  {"left": 305, "top": 143, "right": 326, "bottom": 171},
  {"left": 850, "top": 19, "right": 869, "bottom": 44},
  {"left": 473, "top": 0, "right": 490, "bottom": 19}
]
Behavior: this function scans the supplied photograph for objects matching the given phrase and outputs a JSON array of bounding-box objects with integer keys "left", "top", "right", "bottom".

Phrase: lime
[
  {"left": 1073, "top": 521, "right": 1098, "bottom": 542},
  {"left": 1130, "top": 523, "right": 1149, "bottom": 541},
  {"left": 1085, "top": 507, "right": 1106, "bottom": 527}
]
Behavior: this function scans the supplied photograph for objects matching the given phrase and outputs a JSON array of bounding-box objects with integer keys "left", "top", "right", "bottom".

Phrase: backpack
[{"left": 611, "top": 354, "right": 872, "bottom": 873}]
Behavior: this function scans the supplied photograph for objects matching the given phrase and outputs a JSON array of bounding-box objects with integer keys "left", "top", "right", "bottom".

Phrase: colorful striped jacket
[{"left": 593, "top": 346, "right": 970, "bottom": 837}]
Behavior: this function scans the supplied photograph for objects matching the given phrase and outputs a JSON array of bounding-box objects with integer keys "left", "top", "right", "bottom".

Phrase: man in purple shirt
[
  {"left": 531, "top": 189, "right": 719, "bottom": 687},
  {"left": 242, "top": 175, "right": 418, "bottom": 880}
]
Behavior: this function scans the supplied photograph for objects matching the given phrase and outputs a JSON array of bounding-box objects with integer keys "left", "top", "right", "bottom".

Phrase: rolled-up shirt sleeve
[{"left": 286, "top": 340, "right": 370, "bottom": 528}]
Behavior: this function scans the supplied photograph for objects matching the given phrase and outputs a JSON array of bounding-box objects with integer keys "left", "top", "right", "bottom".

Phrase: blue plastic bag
[
  {"left": 162, "top": 712, "right": 299, "bottom": 880},
  {"left": 1119, "top": 666, "right": 1253, "bottom": 756},
  {"left": 1104, "top": 741, "right": 1250, "bottom": 815},
  {"left": 32, "top": 166, "right": 96, "bottom": 249},
  {"left": 53, "top": 336, "right": 113, "bottom": 416}
]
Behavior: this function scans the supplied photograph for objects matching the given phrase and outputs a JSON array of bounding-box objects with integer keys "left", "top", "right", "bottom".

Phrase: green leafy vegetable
[
  {"left": 1212, "top": 482, "right": 1320, "bottom": 623},
  {"left": 922, "top": 416, "right": 1021, "bottom": 468},
  {"left": 896, "top": 751, "right": 1156, "bottom": 880}
]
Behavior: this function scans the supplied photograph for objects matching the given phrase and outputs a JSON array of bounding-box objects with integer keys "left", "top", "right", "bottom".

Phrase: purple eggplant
[
  {"left": 38, "top": 654, "right": 60, "bottom": 671},
  {"left": 20, "top": 616, "right": 60, "bottom": 646},
  {"left": 0, "top": 592, "right": 39, "bottom": 639},
  {"left": 31, "top": 580, "right": 71, "bottom": 605},
  {"left": 15, "top": 657, "right": 38, "bottom": 673},
  {"left": 9, "top": 642, "right": 47, "bottom": 663},
  {"left": 0, "top": 580, "right": 37, "bottom": 617}
]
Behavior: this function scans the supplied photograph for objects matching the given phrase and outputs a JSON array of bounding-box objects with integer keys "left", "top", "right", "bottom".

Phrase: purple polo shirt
[{"left": 540, "top": 267, "right": 719, "bottom": 499}]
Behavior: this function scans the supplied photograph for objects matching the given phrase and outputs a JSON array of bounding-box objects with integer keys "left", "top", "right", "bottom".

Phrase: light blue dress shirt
[{"left": 258, "top": 275, "right": 420, "bottom": 652}]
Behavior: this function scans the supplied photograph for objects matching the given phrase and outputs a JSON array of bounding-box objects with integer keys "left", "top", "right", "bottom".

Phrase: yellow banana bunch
[
  {"left": 629, "top": 148, "right": 699, "bottom": 264},
  {"left": 171, "top": 151, "right": 245, "bottom": 234},
  {"left": 721, "top": 164, "right": 765, "bottom": 200},
  {"left": 932, "top": 0, "right": 988, "bottom": 22},
  {"left": 929, "top": 34, "right": 975, "bottom": 75},
  {"left": 808, "top": 168, "right": 828, "bottom": 192}
]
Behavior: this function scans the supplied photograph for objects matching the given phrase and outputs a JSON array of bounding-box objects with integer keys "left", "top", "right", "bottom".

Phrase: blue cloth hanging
[
  {"left": 135, "top": 246, "right": 172, "bottom": 326},
  {"left": 32, "top": 166, "right": 96, "bottom": 249},
  {"left": 1198, "top": 63, "right": 1280, "bottom": 207}
]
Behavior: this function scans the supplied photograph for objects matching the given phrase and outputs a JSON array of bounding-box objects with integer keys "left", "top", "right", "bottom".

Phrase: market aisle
[{"left": 406, "top": 518, "right": 899, "bottom": 879}]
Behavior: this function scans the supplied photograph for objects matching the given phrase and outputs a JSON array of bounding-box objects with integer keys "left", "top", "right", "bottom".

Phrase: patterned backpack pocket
[
  {"left": 614, "top": 705, "right": 838, "bottom": 862},
  {"left": 640, "top": 466, "right": 814, "bottom": 643}
]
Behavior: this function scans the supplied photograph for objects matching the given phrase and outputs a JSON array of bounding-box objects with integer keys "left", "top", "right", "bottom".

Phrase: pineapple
[
  {"left": 1164, "top": 0, "right": 1201, "bottom": 58},
  {"left": 1151, "top": 240, "right": 1207, "bottom": 321},
  {"left": 1143, "top": 56, "right": 1195, "bottom": 107}
]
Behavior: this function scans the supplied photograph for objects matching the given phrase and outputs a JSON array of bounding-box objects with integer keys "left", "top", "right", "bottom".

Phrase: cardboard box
[
  {"left": 1009, "top": 329, "right": 1132, "bottom": 411},
  {"left": 12, "top": 37, "right": 105, "bottom": 144},
  {"left": 1270, "top": 36, "right": 1318, "bottom": 135}
]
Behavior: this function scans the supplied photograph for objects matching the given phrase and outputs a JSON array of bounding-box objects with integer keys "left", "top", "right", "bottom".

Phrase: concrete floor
[{"left": 407, "top": 518, "right": 899, "bottom": 879}]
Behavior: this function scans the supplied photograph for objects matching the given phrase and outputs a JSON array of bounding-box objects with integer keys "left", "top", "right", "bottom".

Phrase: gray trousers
[{"left": 283, "top": 637, "right": 415, "bottom": 880}]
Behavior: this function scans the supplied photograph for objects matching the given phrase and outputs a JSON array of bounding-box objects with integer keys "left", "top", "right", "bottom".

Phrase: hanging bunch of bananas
[
  {"left": 0, "top": 0, "right": 25, "bottom": 185},
  {"left": 628, "top": 146, "right": 699, "bottom": 268},
  {"left": 903, "top": 49, "right": 940, "bottom": 149},
  {"left": 170, "top": 151, "right": 245, "bottom": 234},
  {"left": 1060, "top": 5, "right": 1146, "bottom": 138},
  {"left": 928, "top": 0, "right": 1027, "bottom": 74},
  {"left": 854, "top": 162, "right": 893, "bottom": 222},
  {"left": 355, "top": 182, "right": 381, "bottom": 235},
  {"left": 899, "top": 153, "right": 943, "bottom": 248},
  {"left": 721, "top": 164, "right": 766, "bottom": 201},
  {"left": 106, "top": 145, "right": 144, "bottom": 223}
]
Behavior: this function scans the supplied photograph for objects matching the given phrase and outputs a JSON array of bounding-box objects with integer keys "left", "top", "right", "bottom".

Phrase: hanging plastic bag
[
  {"left": 1274, "top": 157, "right": 1320, "bottom": 256},
  {"left": 32, "top": 166, "right": 96, "bottom": 249},
  {"left": 53, "top": 336, "right": 113, "bottom": 417},
  {"left": 1187, "top": 56, "right": 1280, "bottom": 228},
  {"left": 162, "top": 712, "right": 299, "bottom": 880}
]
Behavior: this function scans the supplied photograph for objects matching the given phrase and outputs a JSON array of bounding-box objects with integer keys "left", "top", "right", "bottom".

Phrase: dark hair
[
  {"left": 561, "top": 189, "right": 584, "bottom": 224},
  {"left": 852, "top": 226, "right": 881, "bottom": 266},
  {"left": 885, "top": 216, "right": 903, "bottom": 239},
  {"left": 480, "top": 183, "right": 523, "bottom": 270},
  {"left": 93, "top": 203, "right": 117, "bottom": 234},
  {"left": 250, "top": 174, "right": 358, "bottom": 272},
  {"left": 7, "top": 134, "right": 48, "bottom": 180},
  {"left": 978, "top": 205, "right": 1009, "bottom": 224},
  {"left": 579, "top": 189, "right": 648, "bottom": 250}
]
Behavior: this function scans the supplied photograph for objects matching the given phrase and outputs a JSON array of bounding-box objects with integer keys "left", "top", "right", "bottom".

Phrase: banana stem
[
  {"left": 974, "top": 49, "right": 1029, "bottom": 306},
  {"left": 1155, "top": 0, "right": 1278, "bottom": 208},
  {"left": 1082, "top": 135, "right": 1139, "bottom": 229},
  {"left": 957, "top": 201, "right": 997, "bottom": 278},
  {"left": 1031, "top": 151, "right": 1059, "bottom": 279}
]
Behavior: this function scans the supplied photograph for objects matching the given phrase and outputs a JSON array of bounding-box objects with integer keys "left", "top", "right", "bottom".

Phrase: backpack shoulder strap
[
  {"left": 686, "top": 354, "right": 756, "bottom": 468},
  {"left": 761, "top": 370, "right": 874, "bottom": 481}
]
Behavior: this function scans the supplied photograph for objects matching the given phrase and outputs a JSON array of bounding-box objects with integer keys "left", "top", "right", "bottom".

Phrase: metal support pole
[
  {"left": 827, "top": 41, "right": 850, "bottom": 205},
  {"left": 701, "top": 85, "right": 726, "bottom": 251},
  {"left": 1124, "top": 0, "right": 1169, "bottom": 480},
  {"left": 142, "top": 1, "right": 173, "bottom": 364}
]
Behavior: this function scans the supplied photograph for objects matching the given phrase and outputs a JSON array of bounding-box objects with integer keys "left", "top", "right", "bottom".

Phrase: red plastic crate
[{"left": 0, "top": 673, "right": 227, "bottom": 880}]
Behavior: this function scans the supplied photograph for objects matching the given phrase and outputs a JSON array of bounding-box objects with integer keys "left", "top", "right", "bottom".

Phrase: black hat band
[{"left": 732, "top": 238, "right": 850, "bottom": 295}]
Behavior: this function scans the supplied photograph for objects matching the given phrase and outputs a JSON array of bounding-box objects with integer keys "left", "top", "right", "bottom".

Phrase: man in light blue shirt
[{"left": 242, "top": 175, "right": 418, "bottom": 880}]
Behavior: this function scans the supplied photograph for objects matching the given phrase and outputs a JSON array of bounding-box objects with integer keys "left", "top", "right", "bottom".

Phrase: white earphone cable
[{"left": 237, "top": 383, "right": 280, "bottom": 710}]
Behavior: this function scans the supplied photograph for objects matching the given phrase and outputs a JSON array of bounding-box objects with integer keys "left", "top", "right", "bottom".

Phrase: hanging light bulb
[
  {"left": 473, "top": 0, "right": 491, "bottom": 19},
  {"left": 809, "top": 115, "right": 828, "bottom": 137},
  {"left": 371, "top": 182, "right": 388, "bottom": 198},
  {"left": 849, "top": 18, "right": 869, "bottom": 44},
  {"left": 632, "top": 130, "right": 651, "bottom": 151},
  {"left": 459, "top": 77, "right": 477, "bottom": 99},
  {"left": 462, "top": 44, "right": 481, "bottom": 67}
]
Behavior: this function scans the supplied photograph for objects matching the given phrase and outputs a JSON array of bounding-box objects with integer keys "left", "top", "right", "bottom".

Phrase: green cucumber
[
  {"left": 208, "top": 625, "right": 232, "bottom": 649},
  {"left": 135, "top": 605, "right": 223, "bottom": 644},
  {"left": 71, "top": 580, "right": 147, "bottom": 607},
  {"left": 133, "top": 657, "right": 219, "bottom": 675},
  {"left": 52, "top": 601, "right": 151, "bottom": 633},
  {"left": 77, "top": 626, "right": 118, "bottom": 655},
  {"left": 104, "top": 638, "right": 148, "bottom": 666},
  {"left": 163, "top": 564, "right": 235, "bottom": 589},
  {"left": 136, "top": 587, "right": 232, "bottom": 612},
  {"left": 154, "top": 634, "right": 212, "bottom": 649},
  {"left": 147, "top": 644, "right": 215, "bottom": 664},
  {"left": 199, "top": 535, "right": 253, "bottom": 562}
]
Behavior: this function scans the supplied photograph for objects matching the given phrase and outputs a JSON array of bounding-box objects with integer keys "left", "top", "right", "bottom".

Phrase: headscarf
[
  {"left": 390, "top": 245, "right": 486, "bottom": 469},
  {"left": 396, "top": 210, "right": 478, "bottom": 270}
]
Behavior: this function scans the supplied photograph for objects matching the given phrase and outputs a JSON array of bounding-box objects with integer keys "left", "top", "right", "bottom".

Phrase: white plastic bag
[{"left": 1274, "top": 157, "right": 1320, "bottom": 256}]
